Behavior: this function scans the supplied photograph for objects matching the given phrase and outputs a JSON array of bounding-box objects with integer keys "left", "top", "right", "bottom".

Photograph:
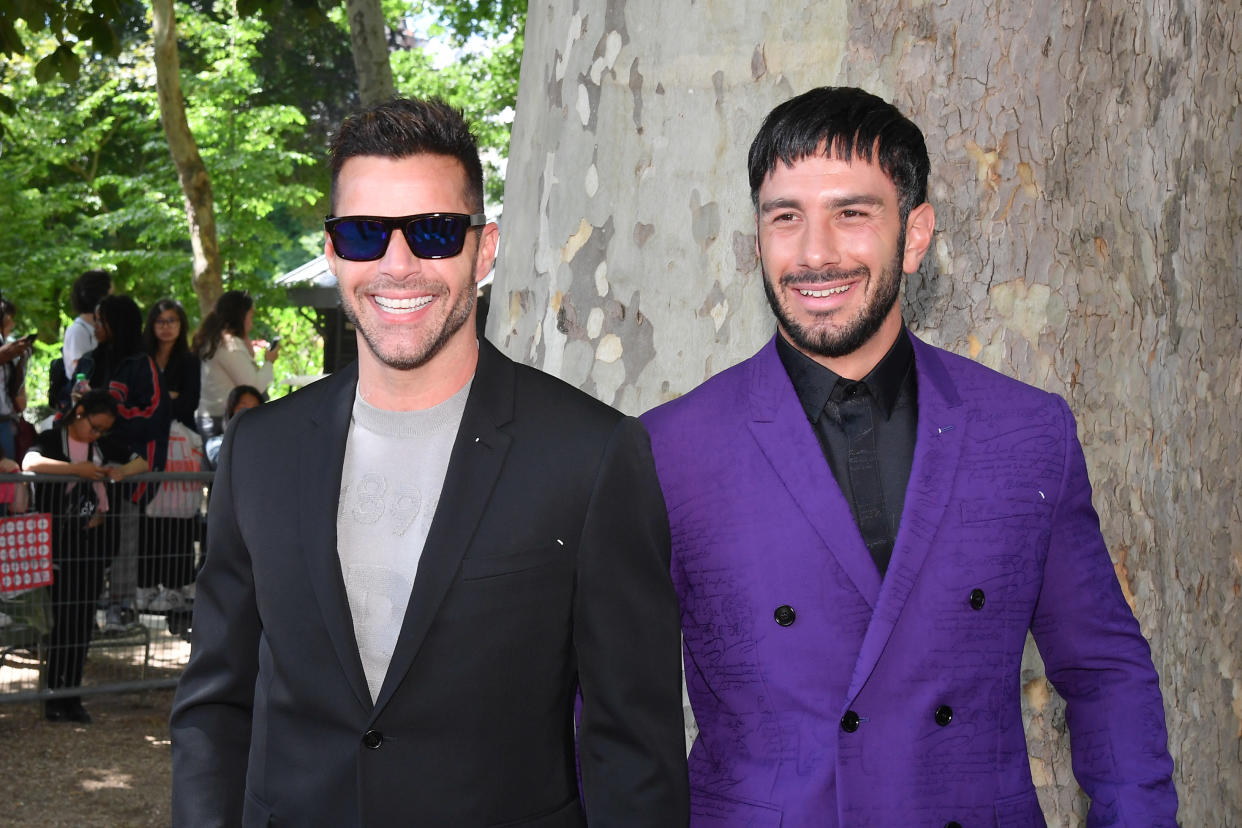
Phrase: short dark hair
[
  {"left": 328, "top": 97, "right": 485, "bottom": 214},
  {"left": 748, "top": 86, "right": 930, "bottom": 220},
  {"left": 71, "top": 269, "right": 112, "bottom": 316}
]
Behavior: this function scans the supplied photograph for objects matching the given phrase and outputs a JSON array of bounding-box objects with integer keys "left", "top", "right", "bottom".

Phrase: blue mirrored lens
[
  {"left": 406, "top": 215, "right": 466, "bottom": 258},
  {"left": 333, "top": 220, "right": 390, "bottom": 260}
]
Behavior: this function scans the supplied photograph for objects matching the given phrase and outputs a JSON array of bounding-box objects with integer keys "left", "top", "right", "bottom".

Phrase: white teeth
[
  {"left": 798, "top": 285, "right": 850, "bottom": 298},
  {"left": 374, "top": 295, "right": 433, "bottom": 314}
]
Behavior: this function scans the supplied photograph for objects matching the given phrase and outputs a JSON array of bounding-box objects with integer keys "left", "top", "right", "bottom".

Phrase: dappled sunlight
[
  {"left": 145, "top": 734, "right": 171, "bottom": 748},
  {"left": 80, "top": 767, "right": 133, "bottom": 792}
]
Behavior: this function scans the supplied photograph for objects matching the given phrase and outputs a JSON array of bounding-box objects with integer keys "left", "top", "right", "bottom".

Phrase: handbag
[
  {"left": 145, "top": 421, "right": 205, "bottom": 519},
  {"left": 0, "top": 513, "right": 53, "bottom": 597}
]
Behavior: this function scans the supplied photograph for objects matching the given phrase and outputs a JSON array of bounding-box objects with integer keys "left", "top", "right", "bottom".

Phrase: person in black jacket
[
  {"left": 137, "top": 299, "right": 203, "bottom": 610},
  {"left": 78, "top": 295, "right": 171, "bottom": 473},
  {"left": 23, "top": 390, "right": 146, "bottom": 722},
  {"left": 143, "top": 298, "right": 200, "bottom": 431}
]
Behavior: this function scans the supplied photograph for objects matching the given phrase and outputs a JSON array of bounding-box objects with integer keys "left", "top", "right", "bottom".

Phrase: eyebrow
[{"left": 759, "top": 193, "right": 887, "bottom": 214}]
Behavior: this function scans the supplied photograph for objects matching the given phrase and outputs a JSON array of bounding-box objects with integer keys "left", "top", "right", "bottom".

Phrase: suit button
[
  {"left": 773, "top": 605, "right": 796, "bottom": 626},
  {"left": 840, "top": 710, "right": 860, "bottom": 733},
  {"left": 362, "top": 729, "right": 383, "bottom": 749},
  {"left": 945, "top": 823, "right": 963, "bottom": 828},
  {"left": 934, "top": 705, "right": 953, "bottom": 726},
  {"left": 969, "top": 588, "right": 985, "bottom": 610}
]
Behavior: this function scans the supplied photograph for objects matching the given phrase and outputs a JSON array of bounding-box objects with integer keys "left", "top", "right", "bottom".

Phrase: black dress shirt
[{"left": 776, "top": 328, "right": 918, "bottom": 575}]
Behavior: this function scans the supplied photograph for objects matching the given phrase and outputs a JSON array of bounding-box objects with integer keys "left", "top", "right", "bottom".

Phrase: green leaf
[
  {"left": 236, "top": 0, "right": 265, "bottom": 18},
  {"left": 14, "top": 0, "right": 53, "bottom": 32},
  {"left": 0, "top": 92, "right": 16, "bottom": 116},
  {"left": 0, "top": 19, "right": 27, "bottom": 57},
  {"left": 33, "top": 51, "right": 58, "bottom": 83},
  {"left": 90, "top": 0, "right": 126, "bottom": 20},
  {"left": 79, "top": 15, "right": 121, "bottom": 57},
  {"left": 55, "top": 44, "right": 81, "bottom": 82}
]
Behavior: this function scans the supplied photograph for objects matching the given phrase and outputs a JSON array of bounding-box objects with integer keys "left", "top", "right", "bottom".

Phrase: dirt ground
[{"left": 0, "top": 688, "right": 174, "bottom": 827}]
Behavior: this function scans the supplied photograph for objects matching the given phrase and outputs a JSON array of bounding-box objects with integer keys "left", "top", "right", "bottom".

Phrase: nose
[
  {"left": 799, "top": 219, "right": 841, "bottom": 271},
  {"left": 379, "top": 226, "right": 423, "bottom": 276}
]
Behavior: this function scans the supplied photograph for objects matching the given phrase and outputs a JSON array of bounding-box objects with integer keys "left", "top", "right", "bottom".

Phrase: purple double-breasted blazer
[{"left": 641, "top": 332, "right": 1176, "bottom": 827}]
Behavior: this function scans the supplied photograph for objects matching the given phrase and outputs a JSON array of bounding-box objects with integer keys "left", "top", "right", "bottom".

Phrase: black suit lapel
[
  {"left": 298, "top": 363, "right": 374, "bottom": 710},
  {"left": 370, "top": 341, "right": 515, "bottom": 714}
]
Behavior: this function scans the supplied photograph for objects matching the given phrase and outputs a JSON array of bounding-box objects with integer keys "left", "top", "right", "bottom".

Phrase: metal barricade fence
[{"left": 0, "top": 470, "right": 214, "bottom": 704}]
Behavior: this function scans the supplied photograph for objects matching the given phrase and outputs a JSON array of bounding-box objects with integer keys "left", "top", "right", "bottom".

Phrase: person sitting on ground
[
  {"left": 23, "top": 390, "right": 146, "bottom": 723},
  {"left": 192, "top": 291, "right": 277, "bottom": 439}
]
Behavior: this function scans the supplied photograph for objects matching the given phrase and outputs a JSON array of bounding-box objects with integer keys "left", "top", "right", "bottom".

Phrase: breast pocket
[{"left": 459, "top": 545, "right": 569, "bottom": 581}]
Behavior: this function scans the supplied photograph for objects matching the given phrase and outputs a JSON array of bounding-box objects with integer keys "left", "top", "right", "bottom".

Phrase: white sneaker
[
  {"left": 135, "top": 586, "right": 158, "bottom": 611},
  {"left": 0, "top": 611, "right": 11, "bottom": 628},
  {"left": 148, "top": 587, "right": 186, "bottom": 612},
  {"left": 180, "top": 582, "right": 196, "bottom": 602}
]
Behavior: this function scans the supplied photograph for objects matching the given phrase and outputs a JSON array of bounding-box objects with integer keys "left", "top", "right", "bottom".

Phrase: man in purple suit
[{"left": 642, "top": 87, "right": 1177, "bottom": 826}]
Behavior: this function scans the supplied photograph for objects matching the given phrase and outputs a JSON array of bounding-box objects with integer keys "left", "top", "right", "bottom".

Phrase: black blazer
[{"left": 170, "top": 341, "right": 689, "bottom": 827}]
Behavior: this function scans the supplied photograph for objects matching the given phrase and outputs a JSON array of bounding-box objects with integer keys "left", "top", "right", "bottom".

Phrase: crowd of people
[{"left": 0, "top": 278, "right": 274, "bottom": 723}]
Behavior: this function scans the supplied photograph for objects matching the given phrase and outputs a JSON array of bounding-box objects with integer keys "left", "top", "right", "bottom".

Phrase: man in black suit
[{"left": 171, "top": 98, "right": 689, "bottom": 827}]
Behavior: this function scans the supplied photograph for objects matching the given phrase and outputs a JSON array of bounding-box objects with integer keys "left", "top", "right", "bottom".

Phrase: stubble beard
[
  {"left": 339, "top": 273, "right": 477, "bottom": 372},
  {"left": 761, "top": 227, "right": 906, "bottom": 359}
]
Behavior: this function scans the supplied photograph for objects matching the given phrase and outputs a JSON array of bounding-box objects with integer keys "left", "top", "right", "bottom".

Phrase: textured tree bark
[
  {"left": 151, "top": 0, "right": 222, "bottom": 316},
  {"left": 495, "top": 0, "right": 1241, "bottom": 822},
  {"left": 344, "top": 0, "right": 394, "bottom": 107}
]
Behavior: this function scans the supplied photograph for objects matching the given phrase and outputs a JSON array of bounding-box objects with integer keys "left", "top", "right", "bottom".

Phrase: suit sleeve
[
  {"left": 169, "top": 415, "right": 260, "bottom": 827},
  {"left": 574, "top": 416, "right": 690, "bottom": 826},
  {"left": 1031, "top": 397, "right": 1177, "bottom": 825}
]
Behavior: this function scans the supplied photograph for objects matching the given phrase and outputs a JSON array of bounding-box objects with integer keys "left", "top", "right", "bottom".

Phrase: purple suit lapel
[
  {"left": 845, "top": 334, "right": 966, "bottom": 700},
  {"left": 746, "top": 338, "right": 882, "bottom": 609}
]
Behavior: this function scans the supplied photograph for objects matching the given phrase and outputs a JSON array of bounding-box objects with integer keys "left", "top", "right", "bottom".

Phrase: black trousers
[
  {"left": 138, "top": 516, "right": 199, "bottom": 589},
  {"left": 47, "top": 516, "right": 116, "bottom": 695}
]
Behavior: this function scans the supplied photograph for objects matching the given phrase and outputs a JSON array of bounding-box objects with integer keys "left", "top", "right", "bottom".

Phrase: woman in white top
[{"left": 192, "top": 290, "right": 278, "bottom": 437}]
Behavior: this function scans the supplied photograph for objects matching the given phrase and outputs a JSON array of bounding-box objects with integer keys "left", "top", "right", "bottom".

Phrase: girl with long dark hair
[
  {"left": 138, "top": 299, "right": 202, "bottom": 611},
  {"left": 79, "top": 295, "right": 172, "bottom": 472},
  {"left": 143, "top": 299, "right": 200, "bottom": 431},
  {"left": 192, "top": 290, "right": 277, "bottom": 438}
]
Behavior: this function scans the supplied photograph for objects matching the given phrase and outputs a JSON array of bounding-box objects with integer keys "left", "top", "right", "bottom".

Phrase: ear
[
  {"left": 902, "top": 202, "right": 936, "bottom": 274},
  {"left": 473, "top": 222, "right": 500, "bottom": 285},
  {"left": 323, "top": 232, "right": 337, "bottom": 276}
]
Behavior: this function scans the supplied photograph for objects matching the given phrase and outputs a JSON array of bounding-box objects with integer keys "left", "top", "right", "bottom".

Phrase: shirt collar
[{"left": 776, "top": 326, "right": 915, "bottom": 422}]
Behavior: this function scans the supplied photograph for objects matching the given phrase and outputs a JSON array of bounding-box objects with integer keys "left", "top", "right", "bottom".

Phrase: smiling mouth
[
  {"left": 797, "top": 285, "right": 851, "bottom": 298},
  {"left": 373, "top": 295, "right": 433, "bottom": 314}
]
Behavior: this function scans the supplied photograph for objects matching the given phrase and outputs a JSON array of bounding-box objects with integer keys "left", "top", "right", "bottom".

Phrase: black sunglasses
[{"left": 325, "top": 213, "right": 487, "bottom": 262}]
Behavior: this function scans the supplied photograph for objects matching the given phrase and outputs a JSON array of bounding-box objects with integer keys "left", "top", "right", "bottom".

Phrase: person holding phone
[
  {"left": 0, "top": 297, "right": 32, "bottom": 460},
  {"left": 191, "top": 290, "right": 278, "bottom": 438}
]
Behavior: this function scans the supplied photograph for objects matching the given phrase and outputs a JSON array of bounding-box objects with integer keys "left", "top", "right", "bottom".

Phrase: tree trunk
[
  {"left": 151, "top": 0, "right": 222, "bottom": 317},
  {"left": 344, "top": 0, "right": 394, "bottom": 107},
  {"left": 494, "top": 0, "right": 1241, "bottom": 822}
]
